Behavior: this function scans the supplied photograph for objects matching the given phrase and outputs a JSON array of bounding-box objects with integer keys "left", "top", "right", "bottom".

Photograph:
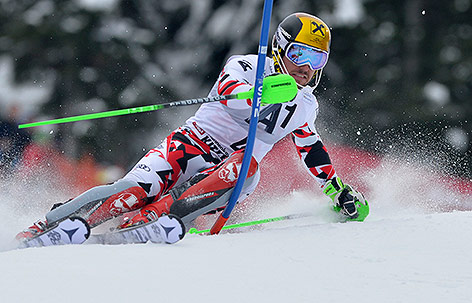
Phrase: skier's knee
[{"left": 168, "top": 152, "right": 259, "bottom": 224}]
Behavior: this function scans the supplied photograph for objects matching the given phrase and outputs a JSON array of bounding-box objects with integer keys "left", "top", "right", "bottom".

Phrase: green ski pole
[
  {"left": 18, "top": 74, "right": 296, "bottom": 129},
  {"left": 188, "top": 212, "right": 311, "bottom": 235}
]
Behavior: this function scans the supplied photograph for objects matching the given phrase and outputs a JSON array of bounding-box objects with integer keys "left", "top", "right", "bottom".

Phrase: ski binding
[{"left": 88, "top": 214, "right": 186, "bottom": 245}]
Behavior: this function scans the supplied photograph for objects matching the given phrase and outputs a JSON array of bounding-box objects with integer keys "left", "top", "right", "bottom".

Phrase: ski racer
[{"left": 16, "top": 12, "right": 369, "bottom": 241}]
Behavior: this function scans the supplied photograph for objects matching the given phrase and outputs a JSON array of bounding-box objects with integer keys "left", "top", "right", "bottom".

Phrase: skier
[{"left": 17, "top": 12, "right": 369, "bottom": 241}]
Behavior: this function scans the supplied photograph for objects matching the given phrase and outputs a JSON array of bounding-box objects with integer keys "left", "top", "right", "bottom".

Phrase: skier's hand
[
  {"left": 261, "top": 74, "right": 298, "bottom": 105},
  {"left": 323, "top": 177, "right": 369, "bottom": 221},
  {"left": 240, "top": 74, "right": 298, "bottom": 105}
]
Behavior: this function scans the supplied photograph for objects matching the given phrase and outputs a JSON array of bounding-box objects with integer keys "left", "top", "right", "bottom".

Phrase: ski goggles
[{"left": 285, "top": 42, "right": 329, "bottom": 70}]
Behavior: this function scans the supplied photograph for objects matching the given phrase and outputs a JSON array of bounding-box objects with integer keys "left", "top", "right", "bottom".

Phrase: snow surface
[{"left": 0, "top": 188, "right": 471, "bottom": 303}]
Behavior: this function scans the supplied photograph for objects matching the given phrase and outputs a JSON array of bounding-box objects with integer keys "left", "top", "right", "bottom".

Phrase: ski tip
[{"left": 17, "top": 216, "right": 91, "bottom": 249}]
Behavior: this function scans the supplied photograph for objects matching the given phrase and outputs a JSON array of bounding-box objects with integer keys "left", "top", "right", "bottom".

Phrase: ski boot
[{"left": 15, "top": 219, "right": 49, "bottom": 241}]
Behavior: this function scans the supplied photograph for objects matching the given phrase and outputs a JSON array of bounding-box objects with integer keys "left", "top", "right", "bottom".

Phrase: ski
[
  {"left": 87, "top": 214, "right": 186, "bottom": 245},
  {"left": 18, "top": 216, "right": 91, "bottom": 248}
]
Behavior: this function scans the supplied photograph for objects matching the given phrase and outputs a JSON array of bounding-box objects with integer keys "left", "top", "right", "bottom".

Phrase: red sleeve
[
  {"left": 214, "top": 57, "right": 254, "bottom": 109},
  {"left": 292, "top": 123, "right": 337, "bottom": 187}
]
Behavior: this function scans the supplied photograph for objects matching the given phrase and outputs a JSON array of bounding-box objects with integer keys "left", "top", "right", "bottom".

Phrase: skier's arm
[
  {"left": 292, "top": 123, "right": 337, "bottom": 188},
  {"left": 292, "top": 124, "right": 369, "bottom": 221},
  {"left": 215, "top": 56, "right": 297, "bottom": 108},
  {"left": 215, "top": 58, "right": 254, "bottom": 109}
]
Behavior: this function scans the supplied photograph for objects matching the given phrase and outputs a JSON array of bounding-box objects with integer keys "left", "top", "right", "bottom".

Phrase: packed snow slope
[
  {"left": 0, "top": 202, "right": 471, "bottom": 303},
  {"left": 0, "top": 139, "right": 471, "bottom": 303}
]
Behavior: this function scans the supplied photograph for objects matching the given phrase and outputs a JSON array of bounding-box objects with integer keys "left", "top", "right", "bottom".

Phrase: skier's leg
[
  {"left": 45, "top": 179, "right": 149, "bottom": 227},
  {"left": 124, "top": 127, "right": 222, "bottom": 201},
  {"left": 16, "top": 127, "right": 220, "bottom": 239},
  {"left": 170, "top": 152, "right": 260, "bottom": 224},
  {"left": 15, "top": 179, "right": 150, "bottom": 240},
  {"left": 120, "top": 150, "right": 259, "bottom": 228},
  {"left": 42, "top": 140, "right": 183, "bottom": 229}
]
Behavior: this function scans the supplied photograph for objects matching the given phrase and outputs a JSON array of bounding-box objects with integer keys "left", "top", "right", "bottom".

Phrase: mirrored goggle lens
[{"left": 286, "top": 43, "right": 328, "bottom": 70}]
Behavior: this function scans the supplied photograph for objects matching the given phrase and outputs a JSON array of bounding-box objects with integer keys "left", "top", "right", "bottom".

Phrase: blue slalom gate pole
[{"left": 210, "top": 0, "right": 274, "bottom": 234}]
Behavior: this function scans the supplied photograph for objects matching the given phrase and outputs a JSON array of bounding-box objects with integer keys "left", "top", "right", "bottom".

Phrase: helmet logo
[{"left": 311, "top": 21, "right": 325, "bottom": 37}]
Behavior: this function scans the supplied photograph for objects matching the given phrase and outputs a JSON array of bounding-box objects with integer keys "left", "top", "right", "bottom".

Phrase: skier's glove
[
  {"left": 242, "top": 74, "right": 298, "bottom": 106},
  {"left": 323, "top": 177, "right": 369, "bottom": 221}
]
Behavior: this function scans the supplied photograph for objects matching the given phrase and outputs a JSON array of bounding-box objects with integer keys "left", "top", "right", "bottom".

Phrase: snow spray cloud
[
  {"left": 234, "top": 132, "right": 471, "bottom": 225},
  {"left": 362, "top": 156, "right": 472, "bottom": 220},
  {"left": 0, "top": 164, "right": 74, "bottom": 250},
  {"left": 362, "top": 123, "right": 472, "bottom": 217}
]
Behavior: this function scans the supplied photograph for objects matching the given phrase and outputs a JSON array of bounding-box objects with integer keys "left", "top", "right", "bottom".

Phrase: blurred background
[{"left": 0, "top": 0, "right": 470, "bottom": 194}]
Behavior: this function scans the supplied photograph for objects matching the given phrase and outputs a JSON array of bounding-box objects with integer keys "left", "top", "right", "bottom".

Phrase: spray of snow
[
  {"left": 2, "top": 135, "right": 470, "bottom": 252},
  {"left": 0, "top": 169, "right": 78, "bottom": 251}
]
